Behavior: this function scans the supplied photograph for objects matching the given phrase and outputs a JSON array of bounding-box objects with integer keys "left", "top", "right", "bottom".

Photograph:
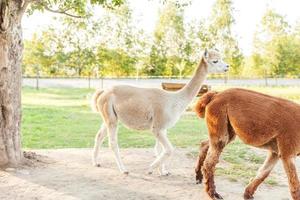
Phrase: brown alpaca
[{"left": 194, "top": 88, "right": 300, "bottom": 200}]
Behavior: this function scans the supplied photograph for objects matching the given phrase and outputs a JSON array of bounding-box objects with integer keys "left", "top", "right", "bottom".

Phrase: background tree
[
  {"left": 204, "top": 0, "right": 244, "bottom": 75},
  {"left": 21, "top": 1, "right": 300, "bottom": 79},
  {"left": 251, "top": 8, "right": 300, "bottom": 77},
  {"left": 61, "top": 20, "right": 96, "bottom": 76},
  {"left": 23, "top": 32, "right": 55, "bottom": 76},
  {"left": 148, "top": 1, "right": 191, "bottom": 77}
]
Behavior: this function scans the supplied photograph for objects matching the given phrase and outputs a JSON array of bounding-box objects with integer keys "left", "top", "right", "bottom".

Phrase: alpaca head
[{"left": 203, "top": 49, "right": 229, "bottom": 73}]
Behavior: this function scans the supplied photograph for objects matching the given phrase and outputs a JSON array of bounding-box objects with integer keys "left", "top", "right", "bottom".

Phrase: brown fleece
[
  {"left": 194, "top": 91, "right": 217, "bottom": 118},
  {"left": 194, "top": 88, "right": 300, "bottom": 200}
]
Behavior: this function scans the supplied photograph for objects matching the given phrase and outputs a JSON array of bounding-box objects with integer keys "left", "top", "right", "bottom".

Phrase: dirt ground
[{"left": 0, "top": 148, "right": 293, "bottom": 200}]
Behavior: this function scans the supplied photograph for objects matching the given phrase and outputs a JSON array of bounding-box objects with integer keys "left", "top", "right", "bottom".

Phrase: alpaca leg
[
  {"left": 202, "top": 141, "right": 225, "bottom": 200},
  {"left": 99, "top": 98, "right": 127, "bottom": 174},
  {"left": 281, "top": 157, "right": 300, "bottom": 200},
  {"left": 107, "top": 123, "right": 128, "bottom": 174},
  {"left": 244, "top": 151, "right": 279, "bottom": 199},
  {"left": 202, "top": 110, "right": 230, "bottom": 200},
  {"left": 195, "top": 140, "right": 209, "bottom": 184},
  {"left": 154, "top": 139, "right": 167, "bottom": 175},
  {"left": 92, "top": 124, "right": 107, "bottom": 167},
  {"left": 148, "top": 130, "right": 174, "bottom": 175},
  {"left": 154, "top": 139, "right": 161, "bottom": 156}
]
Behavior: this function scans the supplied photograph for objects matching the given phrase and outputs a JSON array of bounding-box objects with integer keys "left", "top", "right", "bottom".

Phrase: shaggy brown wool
[{"left": 194, "top": 88, "right": 300, "bottom": 200}]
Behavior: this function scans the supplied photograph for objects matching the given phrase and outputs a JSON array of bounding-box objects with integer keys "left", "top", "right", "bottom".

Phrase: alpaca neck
[{"left": 177, "top": 57, "right": 208, "bottom": 102}]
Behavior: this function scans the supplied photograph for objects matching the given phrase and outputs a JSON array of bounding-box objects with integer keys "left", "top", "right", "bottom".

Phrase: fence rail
[{"left": 22, "top": 75, "right": 300, "bottom": 89}]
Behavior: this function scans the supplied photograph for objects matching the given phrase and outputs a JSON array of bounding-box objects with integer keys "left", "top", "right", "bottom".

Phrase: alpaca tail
[
  {"left": 194, "top": 91, "right": 217, "bottom": 118},
  {"left": 91, "top": 89, "right": 104, "bottom": 112}
]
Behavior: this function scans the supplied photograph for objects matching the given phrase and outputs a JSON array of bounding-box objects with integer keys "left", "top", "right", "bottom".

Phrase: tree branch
[
  {"left": 33, "top": 0, "right": 86, "bottom": 18},
  {"left": 18, "top": 0, "right": 32, "bottom": 18},
  {"left": 42, "top": 4, "right": 85, "bottom": 18}
]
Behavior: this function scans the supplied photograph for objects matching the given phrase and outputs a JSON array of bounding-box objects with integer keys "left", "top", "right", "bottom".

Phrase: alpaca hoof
[
  {"left": 292, "top": 189, "right": 300, "bottom": 199},
  {"left": 160, "top": 172, "right": 171, "bottom": 176},
  {"left": 244, "top": 189, "right": 254, "bottom": 199},
  {"left": 208, "top": 191, "right": 223, "bottom": 200},
  {"left": 93, "top": 163, "right": 101, "bottom": 167},
  {"left": 213, "top": 192, "right": 223, "bottom": 200},
  {"left": 123, "top": 171, "right": 129, "bottom": 175},
  {"left": 196, "top": 175, "right": 203, "bottom": 184},
  {"left": 147, "top": 168, "right": 154, "bottom": 175},
  {"left": 159, "top": 168, "right": 171, "bottom": 176},
  {"left": 244, "top": 196, "right": 254, "bottom": 200}
]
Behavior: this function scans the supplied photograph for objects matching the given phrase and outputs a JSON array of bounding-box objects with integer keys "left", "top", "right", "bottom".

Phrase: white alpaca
[{"left": 91, "top": 49, "right": 228, "bottom": 175}]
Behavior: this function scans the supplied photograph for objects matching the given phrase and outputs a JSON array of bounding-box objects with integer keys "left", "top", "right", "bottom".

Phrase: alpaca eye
[{"left": 213, "top": 60, "right": 218, "bottom": 64}]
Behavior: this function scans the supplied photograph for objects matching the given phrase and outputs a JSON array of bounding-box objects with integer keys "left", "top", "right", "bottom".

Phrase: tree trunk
[{"left": 0, "top": 0, "right": 24, "bottom": 167}]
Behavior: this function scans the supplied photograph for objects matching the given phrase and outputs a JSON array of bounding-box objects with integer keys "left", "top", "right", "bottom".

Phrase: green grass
[
  {"left": 22, "top": 86, "right": 300, "bottom": 185},
  {"left": 22, "top": 87, "right": 208, "bottom": 149}
]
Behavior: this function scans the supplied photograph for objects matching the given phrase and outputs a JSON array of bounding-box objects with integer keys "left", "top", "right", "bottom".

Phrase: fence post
[
  {"left": 136, "top": 68, "right": 139, "bottom": 81},
  {"left": 36, "top": 71, "right": 39, "bottom": 90},
  {"left": 88, "top": 74, "right": 91, "bottom": 89},
  {"left": 264, "top": 70, "right": 268, "bottom": 86},
  {"left": 224, "top": 73, "right": 228, "bottom": 85},
  {"left": 100, "top": 76, "right": 104, "bottom": 89}
]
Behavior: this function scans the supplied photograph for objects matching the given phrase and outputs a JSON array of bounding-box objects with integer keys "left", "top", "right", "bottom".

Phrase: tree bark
[{"left": 0, "top": 0, "right": 24, "bottom": 167}]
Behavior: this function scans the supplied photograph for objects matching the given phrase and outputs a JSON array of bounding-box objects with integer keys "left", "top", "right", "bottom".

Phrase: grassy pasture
[{"left": 21, "top": 86, "right": 300, "bottom": 184}]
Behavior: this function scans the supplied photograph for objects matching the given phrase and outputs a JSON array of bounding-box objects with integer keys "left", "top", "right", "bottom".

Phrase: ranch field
[
  {"left": 21, "top": 86, "right": 300, "bottom": 150},
  {"left": 2, "top": 86, "right": 299, "bottom": 199}
]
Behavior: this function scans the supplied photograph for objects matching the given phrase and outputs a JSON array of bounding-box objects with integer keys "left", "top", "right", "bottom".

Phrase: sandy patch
[{"left": 0, "top": 148, "right": 293, "bottom": 200}]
